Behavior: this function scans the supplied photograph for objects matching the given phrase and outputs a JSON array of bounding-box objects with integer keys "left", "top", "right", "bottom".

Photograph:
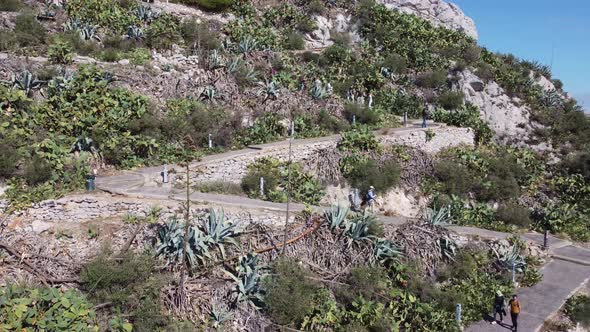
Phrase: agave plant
[
  {"left": 135, "top": 5, "right": 160, "bottom": 23},
  {"left": 1, "top": 70, "right": 45, "bottom": 96},
  {"left": 71, "top": 136, "right": 98, "bottom": 154},
  {"left": 208, "top": 50, "right": 224, "bottom": 70},
  {"left": 344, "top": 212, "right": 377, "bottom": 242},
  {"left": 200, "top": 210, "right": 239, "bottom": 258},
  {"left": 156, "top": 218, "right": 211, "bottom": 269},
  {"left": 38, "top": 0, "right": 58, "bottom": 19},
  {"left": 491, "top": 243, "right": 526, "bottom": 272},
  {"left": 63, "top": 17, "right": 83, "bottom": 32},
  {"left": 372, "top": 239, "right": 403, "bottom": 264},
  {"left": 257, "top": 79, "right": 280, "bottom": 103},
  {"left": 226, "top": 57, "right": 241, "bottom": 73},
  {"left": 96, "top": 71, "right": 115, "bottom": 85},
  {"left": 126, "top": 25, "right": 144, "bottom": 42},
  {"left": 47, "top": 70, "right": 74, "bottom": 94},
  {"left": 238, "top": 37, "right": 258, "bottom": 55},
  {"left": 200, "top": 86, "right": 217, "bottom": 102},
  {"left": 310, "top": 79, "right": 328, "bottom": 100},
  {"left": 79, "top": 25, "right": 100, "bottom": 41},
  {"left": 225, "top": 254, "right": 265, "bottom": 308},
  {"left": 324, "top": 204, "right": 349, "bottom": 231},
  {"left": 423, "top": 206, "right": 452, "bottom": 226},
  {"left": 208, "top": 305, "right": 232, "bottom": 328},
  {"left": 439, "top": 235, "right": 457, "bottom": 261}
]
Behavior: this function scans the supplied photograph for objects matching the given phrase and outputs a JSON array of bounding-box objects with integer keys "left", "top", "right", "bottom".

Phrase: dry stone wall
[
  {"left": 6, "top": 194, "right": 287, "bottom": 234},
  {"left": 186, "top": 126, "right": 474, "bottom": 184}
]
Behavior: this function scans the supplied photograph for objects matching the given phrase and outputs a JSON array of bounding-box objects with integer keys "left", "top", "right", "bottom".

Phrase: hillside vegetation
[{"left": 0, "top": 0, "right": 588, "bottom": 330}]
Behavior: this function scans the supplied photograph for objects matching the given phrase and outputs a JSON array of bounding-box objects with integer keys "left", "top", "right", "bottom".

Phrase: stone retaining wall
[
  {"left": 186, "top": 126, "right": 474, "bottom": 184},
  {"left": 7, "top": 194, "right": 288, "bottom": 234}
]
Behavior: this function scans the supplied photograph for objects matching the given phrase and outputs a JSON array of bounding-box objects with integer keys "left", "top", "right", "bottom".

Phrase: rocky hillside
[{"left": 1, "top": 0, "right": 589, "bottom": 331}]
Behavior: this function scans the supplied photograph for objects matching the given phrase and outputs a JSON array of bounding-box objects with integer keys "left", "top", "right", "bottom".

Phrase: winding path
[{"left": 95, "top": 124, "right": 590, "bottom": 332}]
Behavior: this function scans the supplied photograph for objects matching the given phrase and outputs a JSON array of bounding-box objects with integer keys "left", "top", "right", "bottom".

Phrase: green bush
[
  {"left": 320, "top": 44, "right": 350, "bottom": 66},
  {"left": 14, "top": 13, "right": 46, "bottom": 47},
  {"left": 475, "top": 61, "right": 495, "bottom": 82},
  {"left": 302, "top": 51, "right": 320, "bottom": 63},
  {"left": 283, "top": 31, "right": 305, "bottom": 50},
  {"left": 236, "top": 113, "right": 285, "bottom": 146},
  {"left": 338, "top": 126, "right": 379, "bottom": 152},
  {"left": 496, "top": 202, "right": 531, "bottom": 228},
  {"left": 0, "top": 0, "right": 22, "bottom": 11},
  {"left": 0, "top": 138, "right": 20, "bottom": 178},
  {"left": 343, "top": 103, "right": 380, "bottom": 125},
  {"left": 97, "top": 48, "right": 123, "bottom": 62},
  {"left": 434, "top": 160, "right": 475, "bottom": 197},
  {"left": 437, "top": 91, "right": 464, "bottom": 110},
  {"left": 180, "top": 19, "right": 221, "bottom": 50},
  {"left": 0, "top": 285, "right": 98, "bottom": 331},
  {"left": 241, "top": 158, "right": 282, "bottom": 199},
  {"left": 307, "top": 0, "right": 326, "bottom": 15},
  {"left": 380, "top": 52, "right": 408, "bottom": 75},
  {"left": 81, "top": 251, "right": 169, "bottom": 331},
  {"left": 344, "top": 158, "right": 401, "bottom": 192},
  {"left": 65, "top": 0, "right": 138, "bottom": 33},
  {"left": 145, "top": 14, "right": 182, "bottom": 50},
  {"left": 564, "top": 295, "right": 590, "bottom": 327},
  {"left": 23, "top": 156, "right": 52, "bottom": 186},
  {"left": 415, "top": 69, "right": 448, "bottom": 89},
  {"left": 336, "top": 266, "right": 389, "bottom": 305},
  {"left": 129, "top": 48, "right": 151, "bottom": 65},
  {"left": 178, "top": 0, "right": 232, "bottom": 12},
  {"left": 48, "top": 39, "right": 74, "bottom": 65},
  {"left": 263, "top": 259, "right": 321, "bottom": 327},
  {"left": 462, "top": 44, "right": 481, "bottom": 65},
  {"left": 0, "top": 30, "right": 16, "bottom": 50},
  {"left": 194, "top": 180, "right": 244, "bottom": 195}
]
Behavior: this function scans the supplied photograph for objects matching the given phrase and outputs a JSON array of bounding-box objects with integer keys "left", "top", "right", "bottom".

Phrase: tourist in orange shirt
[{"left": 508, "top": 294, "right": 521, "bottom": 331}]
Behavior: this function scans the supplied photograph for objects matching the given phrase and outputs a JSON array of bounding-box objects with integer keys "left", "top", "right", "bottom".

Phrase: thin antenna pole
[{"left": 281, "top": 117, "right": 294, "bottom": 256}]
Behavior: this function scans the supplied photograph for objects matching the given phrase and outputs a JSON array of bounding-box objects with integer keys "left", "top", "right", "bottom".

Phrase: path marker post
[
  {"left": 260, "top": 177, "right": 264, "bottom": 197},
  {"left": 512, "top": 262, "right": 516, "bottom": 284},
  {"left": 403, "top": 112, "right": 408, "bottom": 127},
  {"left": 162, "top": 165, "right": 169, "bottom": 183},
  {"left": 352, "top": 114, "right": 356, "bottom": 126},
  {"left": 456, "top": 303, "right": 462, "bottom": 325},
  {"left": 208, "top": 134, "right": 212, "bottom": 149},
  {"left": 543, "top": 229, "right": 549, "bottom": 250}
]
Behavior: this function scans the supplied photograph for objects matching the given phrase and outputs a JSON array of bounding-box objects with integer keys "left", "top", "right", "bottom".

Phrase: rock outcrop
[
  {"left": 378, "top": 0, "right": 478, "bottom": 39},
  {"left": 307, "top": 0, "right": 477, "bottom": 48},
  {"left": 456, "top": 70, "right": 537, "bottom": 144}
]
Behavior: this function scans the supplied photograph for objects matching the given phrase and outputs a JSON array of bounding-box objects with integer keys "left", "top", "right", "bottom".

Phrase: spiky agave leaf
[
  {"left": 208, "top": 49, "right": 225, "bottom": 70},
  {"left": 238, "top": 37, "right": 258, "bottom": 55},
  {"left": 372, "top": 238, "right": 403, "bottom": 264},
  {"left": 324, "top": 203, "right": 349, "bottom": 231},
  {"left": 201, "top": 209, "right": 240, "bottom": 258},
  {"left": 424, "top": 206, "right": 451, "bottom": 226},
  {"left": 200, "top": 86, "right": 217, "bottom": 102},
  {"left": 224, "top": 254, "right": 265, "bottom": 309},
  {"left": 126, "top": 25, "right": 144, "bottom": 41},
  {"left": 256, "top": 79, "right": 280, "bottom": 102},
  {"left": 439, "top": 235, "right": 457, "bottom": 261},
  {"left": 345, "top": 212, "right": 377, "bottom": 242},
  {"left": 226, "top": 57, "right": 240, "bottom": 73}
]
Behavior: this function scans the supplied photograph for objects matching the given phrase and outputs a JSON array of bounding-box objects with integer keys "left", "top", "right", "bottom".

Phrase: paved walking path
[
  {"left": 466, "top": 246, "right": 590, "bottom": 332},
  {"left": 95, "top": 124, "right": 590, "bottom": 332}
]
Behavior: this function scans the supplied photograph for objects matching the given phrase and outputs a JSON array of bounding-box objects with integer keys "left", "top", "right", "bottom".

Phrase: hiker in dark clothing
[
  {"left": 509, "top": 294, "right": 521, "bottom": 331},
  {"left": 492, "top": 290, "right": 506, "bottom": 324}
]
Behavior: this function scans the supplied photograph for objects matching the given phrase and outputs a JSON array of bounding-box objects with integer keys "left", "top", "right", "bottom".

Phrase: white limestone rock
[
  {"left": 456, "top": 69, "right": 532, "bottom": 142},
  {"left": 377, "top": 0, "right": 478, "bottom": 39}
]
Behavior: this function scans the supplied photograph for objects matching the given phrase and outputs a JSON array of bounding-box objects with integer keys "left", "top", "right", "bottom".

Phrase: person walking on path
[
  {"left": 422, "top": 109, "right": 428, "bottom": 128},
  {"left": 492, "top": 290, "right": 506, "bottom": 324},
  {"left": 508, "top": 294, "right": 521, "bottom": 331},
  {"left": 366, "top": 186, "right": 376, "bottom": 212}
]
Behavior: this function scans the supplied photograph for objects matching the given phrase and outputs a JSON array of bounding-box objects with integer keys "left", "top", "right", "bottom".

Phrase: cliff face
[{"left": 377, "top": 0, "right": 478, "bottom": 40}]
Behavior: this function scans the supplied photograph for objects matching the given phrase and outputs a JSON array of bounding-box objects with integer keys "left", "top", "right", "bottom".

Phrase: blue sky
[{"left": 452, "top": 0, "right": 590, "bottom": 111}]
